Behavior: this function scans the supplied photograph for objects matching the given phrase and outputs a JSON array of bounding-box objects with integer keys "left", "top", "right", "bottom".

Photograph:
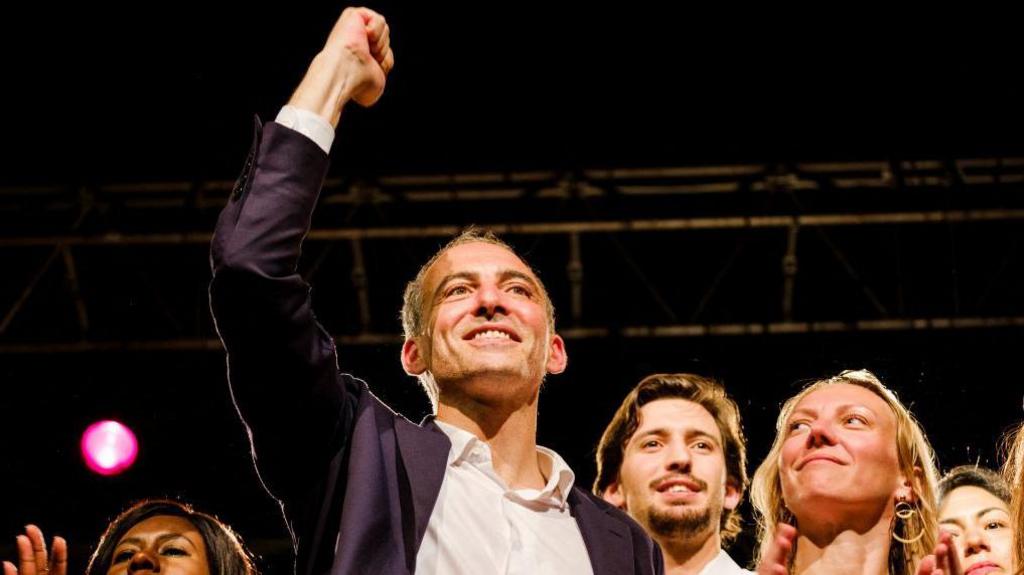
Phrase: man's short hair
[
  {"left": 594, "top": 373, "right": 749, "bottom": 545},
  {"left": 937, "top": 465, "right": 1012, "bottom": 506}
]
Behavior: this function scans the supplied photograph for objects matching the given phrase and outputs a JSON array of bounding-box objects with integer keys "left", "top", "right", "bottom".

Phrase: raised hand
[
  {"left": 2, "top": 525, "right": 67, "bottom": 575},
  {"left": 758, "top": 523, "right": 797, "bottom": 575},
  {"left": 916, "top": 531, "right": 963, "bottom": 575},
  {"left": 289, "top": 7, "right": 395, "bottom": 126}
]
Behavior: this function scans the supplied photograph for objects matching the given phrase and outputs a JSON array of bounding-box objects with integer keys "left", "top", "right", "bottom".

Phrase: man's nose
[
  {"left": 665, "top": 440, "right": 692, "bottom": 472},
  {"left": 474, "top": 284, "right": 507, "bottom": 319}
]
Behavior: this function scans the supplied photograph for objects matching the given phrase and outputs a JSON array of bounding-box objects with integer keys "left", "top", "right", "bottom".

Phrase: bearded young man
[{"left": 596, "top": 374, "right": 752, "bottom": 575}]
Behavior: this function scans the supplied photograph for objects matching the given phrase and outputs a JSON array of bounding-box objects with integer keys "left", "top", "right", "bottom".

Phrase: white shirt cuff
[{"left": 275, "top": 105, "right": 335, "bottom": 154}]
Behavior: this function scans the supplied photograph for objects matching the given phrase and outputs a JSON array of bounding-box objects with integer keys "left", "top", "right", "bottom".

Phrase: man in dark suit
[{"left": 209, "top": 7, "right": 662, "bottom": 575}]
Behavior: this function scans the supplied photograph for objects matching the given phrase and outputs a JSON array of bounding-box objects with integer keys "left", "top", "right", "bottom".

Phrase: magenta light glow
[{"left": 81, "top": 420, "right": 138, "bottom": 476}]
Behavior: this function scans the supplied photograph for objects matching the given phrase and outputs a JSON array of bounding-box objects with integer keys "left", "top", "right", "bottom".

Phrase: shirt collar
[
  {"left": 433, "top": 420, "right": 577, "bottom": 507},
  {"left": 434, "top": 419, "right": 481, "bottom": 466},
  {"left": 533, "top": 445, "right": 576, "bottom": 506}
]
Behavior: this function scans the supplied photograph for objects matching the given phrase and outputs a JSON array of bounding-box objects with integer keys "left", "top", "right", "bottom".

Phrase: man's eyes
[
  {"left": 444, "top": 285, "right": 470, "bottom": 297},
  {"left": 443, "top": 284, "right": 533, "bottom": 297}
]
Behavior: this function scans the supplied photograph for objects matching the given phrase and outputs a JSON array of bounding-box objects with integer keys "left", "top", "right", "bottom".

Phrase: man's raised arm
[{"left": 208, "top": 7, "right": 393, "bottom": 500}]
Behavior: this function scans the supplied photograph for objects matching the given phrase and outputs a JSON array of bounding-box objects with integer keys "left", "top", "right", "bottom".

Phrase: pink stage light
[{"left": 81, "top": 420, "right": 138, "bottom": 476}]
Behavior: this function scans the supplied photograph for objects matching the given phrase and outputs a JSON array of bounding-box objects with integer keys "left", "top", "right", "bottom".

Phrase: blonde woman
[{"left": 751, "top": 370, "right": 952, "bottom": 575}]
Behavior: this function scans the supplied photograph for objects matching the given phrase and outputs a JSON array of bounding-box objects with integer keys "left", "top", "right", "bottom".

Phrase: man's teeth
[
  {"left": 474, "top": 330, "right": 511, "bottom": 340},
  {"left": 667, "top": 485, "right": 693, "bottom": 493}
]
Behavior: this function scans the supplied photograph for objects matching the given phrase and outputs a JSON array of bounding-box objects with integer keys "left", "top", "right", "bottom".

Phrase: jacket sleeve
[{"left": 209, "top": 118, "right": 358, "bottom": 504}]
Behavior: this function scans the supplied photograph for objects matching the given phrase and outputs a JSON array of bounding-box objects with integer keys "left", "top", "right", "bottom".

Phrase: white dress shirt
[
  {"left": 698, "top": 549, "right": 754, "bottom": 575},
  {"left": 414, "top": 420, "right": 594, "bottom": 575}
]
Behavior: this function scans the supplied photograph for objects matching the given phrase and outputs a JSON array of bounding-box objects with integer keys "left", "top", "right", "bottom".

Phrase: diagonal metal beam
[
  {"left": 1, "top": 200, "right": 92, "bottom": 335},
  {"left": 61, "top": 245, "right": 89, "bottom": 334},
  {"left": 688, "top": 237, "right": 745, "bottom": 324},
  {"left": 604, "top": 232, "right": 679, "bottom": 323},
  {"left": 811, "top": 225, "right": 890, "bottom": 316},
  {"left": 0, "top": 245, "right": 62, "bottom": 335}
]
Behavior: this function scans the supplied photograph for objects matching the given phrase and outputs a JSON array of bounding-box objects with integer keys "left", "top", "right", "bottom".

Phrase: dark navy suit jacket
[{"left": 209, "top": 119, "right": 664, "bottom": 575}]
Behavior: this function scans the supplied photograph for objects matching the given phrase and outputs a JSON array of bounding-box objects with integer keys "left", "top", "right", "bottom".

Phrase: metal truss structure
[{"left": 2, "top": 158, "right": 1022, "bottom": 353}]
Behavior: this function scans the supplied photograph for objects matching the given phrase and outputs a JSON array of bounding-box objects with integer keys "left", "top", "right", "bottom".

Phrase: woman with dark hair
[
  {"left": 5, "top": 499, "right": 255, "bottom": 575},
  {"left": 86, "top": 499, "right": 256, "bottom": 575},
  {"left": 936, "top": 466, "right": 1014, "bottom": 575}
]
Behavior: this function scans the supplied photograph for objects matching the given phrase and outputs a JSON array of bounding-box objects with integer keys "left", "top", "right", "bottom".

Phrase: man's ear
[
  {"left": 401, "top": 338, "right": 426, "bottom": 376},
  {"left": 724, "top": 478, "right": 742, "bottom": 512},
  {"left": 602, "top": 481, "right": 627, "bottom": 510},
  {"left": 546, "top": 334, "right": 567, "bottom": 375}
]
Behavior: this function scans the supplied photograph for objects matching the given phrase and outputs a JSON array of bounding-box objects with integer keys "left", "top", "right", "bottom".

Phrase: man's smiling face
[{"left": 402, "top": 241, "right": 565, "bottom": 406}]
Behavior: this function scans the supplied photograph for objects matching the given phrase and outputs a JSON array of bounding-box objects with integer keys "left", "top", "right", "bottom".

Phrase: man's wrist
[
  {"left": 287, "top": 50, "right": 355, "bottom": 128},
  {"left": 275, "top": 105, "right": 336, "bottom": 154}
]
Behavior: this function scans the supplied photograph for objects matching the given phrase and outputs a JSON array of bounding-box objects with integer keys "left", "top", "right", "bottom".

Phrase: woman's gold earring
[{"left": 892, "top": 498, "right": 925, "bottom": 544}]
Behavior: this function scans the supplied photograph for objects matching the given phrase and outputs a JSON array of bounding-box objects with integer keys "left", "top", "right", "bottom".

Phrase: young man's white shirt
[{"left": 697, "top": 549, "right": 753, "bottom": 575}]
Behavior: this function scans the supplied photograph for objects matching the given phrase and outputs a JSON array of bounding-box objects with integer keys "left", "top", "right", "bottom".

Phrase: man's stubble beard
[
  {"left": 647, "top": 504, "right": 715, "bottom": 541},
  {"left": 643, "top": 484, "right": 723, "bottom": 543}
]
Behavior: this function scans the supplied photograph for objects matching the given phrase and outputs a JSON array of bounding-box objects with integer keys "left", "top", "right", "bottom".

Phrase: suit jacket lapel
[
  {"left": 569, "top": 488, "right": 635, "bottom": 575},
  {"left": 395, "top": 416, "right": 451, "bottom": 552}
]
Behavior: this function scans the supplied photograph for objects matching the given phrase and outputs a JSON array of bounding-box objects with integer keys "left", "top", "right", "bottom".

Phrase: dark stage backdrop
[{"left": 2, "top": 3, "right": 1022, "bottom": 573}]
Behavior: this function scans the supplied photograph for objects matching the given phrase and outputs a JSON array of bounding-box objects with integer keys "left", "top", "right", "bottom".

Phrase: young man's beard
[{"left": 647, "top": 505, "right": 714, "bottom": 540}]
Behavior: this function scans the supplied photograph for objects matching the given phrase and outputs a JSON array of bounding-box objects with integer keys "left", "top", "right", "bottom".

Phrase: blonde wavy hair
[
  {"left": 1002, "top": 422, "right": 1024, "bottom": 575},
  {"left": 750, "top": 369, "right": 939, "bottom": 574}
]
